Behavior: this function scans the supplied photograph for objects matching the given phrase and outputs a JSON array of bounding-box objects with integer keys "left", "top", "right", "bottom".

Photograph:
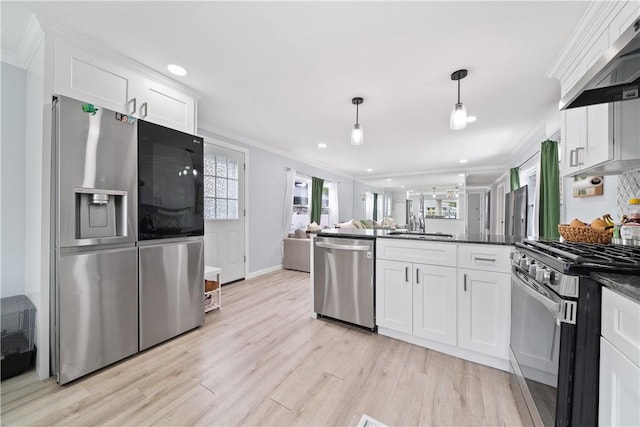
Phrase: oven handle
[{"left": 512, "top": 269, "right": 561, "bottom": 315}]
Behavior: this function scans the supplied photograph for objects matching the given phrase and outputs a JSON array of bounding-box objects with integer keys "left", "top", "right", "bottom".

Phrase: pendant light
[
  {"left": 450, "top": 69, "right": 468, "bottom": 130},
  {"left": 351, "top": 97, "right": 364, "bottom": 145}
]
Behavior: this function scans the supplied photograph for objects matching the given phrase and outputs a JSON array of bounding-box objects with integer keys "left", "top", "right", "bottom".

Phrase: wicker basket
[{"left": 557, "top": 224, "right": 612, "bottom": 244}]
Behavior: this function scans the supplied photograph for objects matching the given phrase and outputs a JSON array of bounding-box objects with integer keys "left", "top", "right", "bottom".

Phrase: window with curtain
[
  {"left": 291, "top": 177, "right": 311, "bottom": 230},
  {"left": 204, "top": 155, "right": 239, "bottom": 220},
  {"left": 291, "top": 176, "right": 336, "bottom": 229}
]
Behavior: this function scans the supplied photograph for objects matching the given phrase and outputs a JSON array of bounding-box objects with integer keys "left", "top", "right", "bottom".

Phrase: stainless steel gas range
[{"left": 509, "top": 239, "right": 640, "bottom": 427}]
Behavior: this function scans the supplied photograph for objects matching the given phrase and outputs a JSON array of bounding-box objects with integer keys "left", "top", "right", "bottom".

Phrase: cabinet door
[
  {"left": 136, "top": 78, "right": 196, "bottom": 134},
  {"left": 458, "top": 269, "right": 511, "bottom": 358},
  {"left": 376, "top": 259, "right": 412, "bottom": 334},
  {"left": 562, "top": 107, "right": 586, "bottom": 175},
  {"left": 54, "top": 39, "right": 137, "bottom": 114},
  {"left": 584, "top": 103, "right": 612, "bottom": 169},
  {"left": 413, "top": 263, "right": 457, "bottom": 345},
  {"left": 599, "top": 338, "right": 640, "bottom": 427}
]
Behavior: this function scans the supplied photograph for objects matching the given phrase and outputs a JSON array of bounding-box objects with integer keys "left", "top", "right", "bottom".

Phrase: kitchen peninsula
[{"left": 312, "top": 228, "right": 519, "bottom": 371}]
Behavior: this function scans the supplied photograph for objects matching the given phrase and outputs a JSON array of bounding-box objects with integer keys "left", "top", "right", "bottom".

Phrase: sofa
[{"left": 283, "top": 230, "right": 311, "bottom": 272}]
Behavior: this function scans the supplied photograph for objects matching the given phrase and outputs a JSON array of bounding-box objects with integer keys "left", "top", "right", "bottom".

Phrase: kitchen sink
[{"left": 388, "top": 231, "right": 454, "bottom": 239}]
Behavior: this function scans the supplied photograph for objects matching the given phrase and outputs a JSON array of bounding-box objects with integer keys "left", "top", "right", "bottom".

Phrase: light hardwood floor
[{"left": 1, "top": 269, "right": 523, "bottom": 426}]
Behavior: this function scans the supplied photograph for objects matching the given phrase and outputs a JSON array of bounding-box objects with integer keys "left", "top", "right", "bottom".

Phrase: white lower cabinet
[
  {"left": 457, "top": 268, "right": 511, "bottom": 359},
  {"left": 375, "top": 239, "right": 512, "bottom": 371},
  {"left": 599, "top": 338, "right": 640, "bottom": 427},
  {"left": 376, "top": 259, "right": 413, "bottom": 334},
  {"left": 413, "top": 264, "right": 457, "bottom": 345},
  {"left": 599, "top": 288, "right": 640, "bottom": 426},
  {"left": 376, "top": 259, "right": 457, "bottom": 344}
]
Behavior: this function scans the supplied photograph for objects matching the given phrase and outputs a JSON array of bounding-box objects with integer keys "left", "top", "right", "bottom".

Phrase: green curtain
[
  {"left": 510, "top": 167, "right": 521, "bottom": 190},
  {"left": 539, "top": 140, "right": 560, "bottom": 239},
  {"left": 373, "top": 193, "right": 378, "bottom": 221},
  {"left": 310, "top": 177, "right": 324, "bottom": 224}
]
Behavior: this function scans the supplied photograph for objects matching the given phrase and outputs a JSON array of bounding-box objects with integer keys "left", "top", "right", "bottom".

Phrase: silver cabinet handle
[
  {"left": 569, "top": 149, "right": 577, "bottom": 167},
  {"left": 575, "top": 147, "right": 584, "bottom": 166},
  {"left": 464, "top": 273, "right": 467, "bottom": 291},
  {"left": 405, "top": 266, "right": 409, "bottom": 283},
  {"left": 128, "top": 97, "right": 137, "bottom": 115},
  {"left": 473, "top": 257, "right": 496, "bottom": 263},
  {"left": 416, "top": 268, "right": 419, "bottom": 284},
  {"left": 141, "top": 102, "right": 148, "bottom": 118}
]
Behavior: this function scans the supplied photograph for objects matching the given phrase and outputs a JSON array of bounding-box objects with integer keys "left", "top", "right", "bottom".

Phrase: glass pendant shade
[
  {"left": 351, "top": 123, "right": 363, "bottom": 145},
  {"left": 450, "top": 102, "right": 467, "bottom": 130}
]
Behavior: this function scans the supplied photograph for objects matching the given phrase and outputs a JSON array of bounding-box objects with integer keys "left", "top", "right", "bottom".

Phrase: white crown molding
[
  {"left": 197, "top": 121, "right": 357, "bottom": 182},
  {"left": 1, "top": 14, "right": 44, "bottom": 69},
  {"left": 548, "top": 1, "right": 622, "bottom": 80},
  {"left": 36, "top": 16, "right": 203, "bottom": 100}
]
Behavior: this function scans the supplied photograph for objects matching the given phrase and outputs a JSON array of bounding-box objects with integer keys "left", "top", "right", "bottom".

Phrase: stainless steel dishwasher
[{"left": 313, "top": 236, "right": 375, "bottom": 330}]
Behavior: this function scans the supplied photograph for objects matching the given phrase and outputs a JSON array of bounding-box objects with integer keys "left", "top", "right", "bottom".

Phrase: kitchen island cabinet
[{"left": 375, "top": 238, "right": 512, "bottom": 371}]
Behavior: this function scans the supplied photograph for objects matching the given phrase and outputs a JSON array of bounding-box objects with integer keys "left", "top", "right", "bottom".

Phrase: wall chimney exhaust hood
[{"left": 560, "top": 19, "right": 640, "bottom": 110}]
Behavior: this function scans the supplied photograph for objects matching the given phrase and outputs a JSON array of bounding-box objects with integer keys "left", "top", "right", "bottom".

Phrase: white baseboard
[
  {"left": 378, "top": 327, "right": 511, "bottom": 372},
  {"left": 246, "top": 264, "right": 283, "bottom": 280}
]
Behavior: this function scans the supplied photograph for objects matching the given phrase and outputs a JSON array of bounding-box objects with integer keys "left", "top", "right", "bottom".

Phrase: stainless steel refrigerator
[
  {"left": 52, "top": 96, "right": 139, "bottom": 384},
  {"left": 504, "top": 185, "right": 528, "bottom": 237},
  {"left": 137, "top": 120, "right": 205, "bottom": 351}
]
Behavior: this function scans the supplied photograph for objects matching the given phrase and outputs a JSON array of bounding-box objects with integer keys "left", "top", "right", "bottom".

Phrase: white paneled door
[{"left": 204, "top": 142, "right": 246, "bottom": 284}]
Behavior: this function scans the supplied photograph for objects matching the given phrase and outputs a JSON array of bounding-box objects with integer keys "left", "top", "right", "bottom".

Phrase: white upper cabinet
[
  {"left": 54, "top": 39, "right": 198, "bottom": 134},
  {"left": 551, "top": 2, "right": 639, "bottom": 98},
  {"left": 55, "top": 39, "right": 136, "bottom": 115},
  {"left": 561, "top": 99, "right": 640, "bottom": 176},
  {"left": 135, "top": 78, "right": 196, "bottom": 134}
]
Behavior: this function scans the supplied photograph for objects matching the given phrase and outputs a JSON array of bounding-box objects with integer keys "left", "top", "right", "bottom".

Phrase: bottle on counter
[{"left": 620, "top": 198, "right": 640, "bottom": 241}]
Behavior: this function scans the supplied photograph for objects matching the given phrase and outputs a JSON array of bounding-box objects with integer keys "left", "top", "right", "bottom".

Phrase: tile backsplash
[{"left": 617, "top": 170, "right": 640, "bottom": 218}]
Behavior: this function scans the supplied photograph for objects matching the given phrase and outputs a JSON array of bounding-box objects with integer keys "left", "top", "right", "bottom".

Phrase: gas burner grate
[{"left": 518, "top": 239, "right": 640, "bottom": 273}]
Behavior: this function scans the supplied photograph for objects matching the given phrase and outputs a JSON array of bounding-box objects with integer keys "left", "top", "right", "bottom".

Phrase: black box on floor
[
  {"left": 1, "top": 295, "right": 36, "bottom": 381},
  {"left": 1, "top": 346, "right": 36, "bottom": 380}
]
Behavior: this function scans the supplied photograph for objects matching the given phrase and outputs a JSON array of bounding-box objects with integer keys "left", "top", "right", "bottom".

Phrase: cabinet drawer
[
  {"left": 602, "top": 287, "right": 640, "bottom": 366},
  {"left": 457, "top": 244, "right": 512, "bottom": 273},
  {"left": 376, "top": 239, "right": 456, "bottom": 267}
]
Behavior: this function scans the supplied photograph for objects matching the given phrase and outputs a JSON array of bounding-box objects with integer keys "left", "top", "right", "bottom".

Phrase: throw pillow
[
  {"left": 336, "top": 219, "right": 356, "bottom": 229},
  {"left": 306, "top": 222, "right": 322, "bottom": 232},
  {"left": 294, "top": 229, "right": 307, "bottom": 239}
]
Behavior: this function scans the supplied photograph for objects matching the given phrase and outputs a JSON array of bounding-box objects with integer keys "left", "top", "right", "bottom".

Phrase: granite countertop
[
  {"left": 591, "top": 272, "right": 640, "bottom": 303},
  {"left": 316, "top": 228, "right": 522, "bottom": 246}
]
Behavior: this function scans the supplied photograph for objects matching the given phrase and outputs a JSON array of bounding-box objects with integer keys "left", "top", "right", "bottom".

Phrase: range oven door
[
  {"left": 510, "top": 267, "right": 576, "bottom": 427},
  {"left": 138, "top": 120, "right": 204, "bottom": 240}
]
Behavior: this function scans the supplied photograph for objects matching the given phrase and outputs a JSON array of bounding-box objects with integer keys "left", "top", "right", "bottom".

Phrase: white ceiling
[{"left": 1, "top": 1, "right": 590, "bottom": 192}]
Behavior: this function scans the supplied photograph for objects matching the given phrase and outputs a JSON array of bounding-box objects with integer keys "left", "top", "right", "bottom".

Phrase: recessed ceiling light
[
  {"left": 460, "top": 159, "right": 468, "bottom": 163},
  {"left": 167, "top": 64, "right": 188, "bottom": 76},
  {"left": 366, "top": 168, "right": 373, "bottom": 172},
  {"left": 458, "top": 182, "right": 463, "bottom": 186},
  {"left": 466, "top": 116, "right": 477, "bottom": 123},
  {"left": 458, "top": 173, "right": 465, "bottom": 176},
  {"left": 400, "top": 185, "right": 405, "bottom": 189},
  {"left": 386, "top": 178, "right": 392, "bottom": 182},
  {"left": 317, "top": 143, "right": 327, "bottom": 148}
]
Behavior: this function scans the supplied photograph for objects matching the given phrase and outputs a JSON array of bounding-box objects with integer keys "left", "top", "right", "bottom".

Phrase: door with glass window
[{"left": 203, "top": 143, "right": 245, "bottom": 283}]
